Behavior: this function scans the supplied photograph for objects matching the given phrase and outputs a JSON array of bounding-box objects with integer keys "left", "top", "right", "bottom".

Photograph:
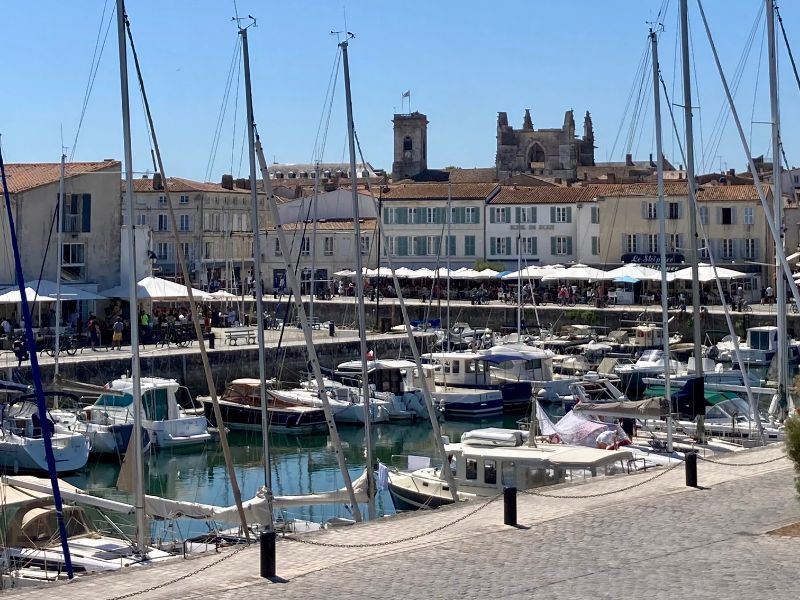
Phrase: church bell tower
[{"left": 391, "top": 111, "right": 428, "bottom": 181}]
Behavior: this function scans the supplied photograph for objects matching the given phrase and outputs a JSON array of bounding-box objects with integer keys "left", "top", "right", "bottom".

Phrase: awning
[{"left": 0, "top": 287, "right": 56, "bottom": 303}]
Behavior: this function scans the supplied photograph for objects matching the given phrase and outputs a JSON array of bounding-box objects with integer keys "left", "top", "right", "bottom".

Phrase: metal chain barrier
[
  {"left": 103, "top": 543, "right": 250, "bottom": 600},
  {"left": 696, "top": 453, "right": 788, "bottom": 467},
  {"left": 281, "top": 492, "right": 505, "bottom": 548},
  {"left": 522, "top": 461, "right": 683, "bottom": 500}
]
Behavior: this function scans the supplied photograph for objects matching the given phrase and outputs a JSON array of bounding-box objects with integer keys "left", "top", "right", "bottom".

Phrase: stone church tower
[
  {"left": 495, "top": 109, "right": 595, "bottom": 181},
  {"left": 392, "top": 111, "right": 428, "bottom": 181}
]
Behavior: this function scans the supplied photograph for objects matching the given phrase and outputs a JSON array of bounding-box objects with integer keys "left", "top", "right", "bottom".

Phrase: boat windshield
[
  {"left": 638, "top": 350, "right": 661, "bottom": 363},
  {"left": 95, "top": 393, "right": 133, "bottom": 408}
]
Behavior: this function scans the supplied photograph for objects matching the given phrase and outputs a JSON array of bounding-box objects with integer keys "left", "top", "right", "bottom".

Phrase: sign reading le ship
[{"left": 620, "top": 253, "right": 685, "bottom": 265}]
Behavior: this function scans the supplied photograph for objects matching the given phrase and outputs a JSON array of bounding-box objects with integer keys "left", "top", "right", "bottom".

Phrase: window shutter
[
  {"left": 531, "top": 237, "right": 538, "bottom": 255},
  {"left": 490, "top": 208, "right": 496, "bottom": 223},
  {"left": 566, "top": 236, "right": 573, "bottom": 255},
  {"left": 641, "top": 201, "right": 646, "bottom": 220},
  {"left": 398, "top": 236, "right": 408, "bottom": 256},
  {"left": 515, "top": 207, "right": 521, "bottom": 223},
  {"left": 439, "top": 207, "right": 447, "bottom": 223},
  {"left": 551, "top": 236, "right": 557, "bottom": 255},
  {"left": 730, "top": 207, "right": 737, "bottom": 225},
  {"left": 530, "top": 207, "right": 537, "bottom": 223},
  {"left": 82, "top": 194, "right": 91, "bottom": 232},
  {"left": 550, "top": 206, "right": 556, "bottom": 223},
  {"left": 449, "top": 236, "right": 456, "bottom": 256},
  {"left": 397, "top": 208, "right": 407, "bottom": 224},
  {"left": 621, "top": 233, "right": 627, "bottom": 254},
  {"left": 565, "top": 207, "right": 572, "bottom": 223},
  {"left": 716, "top": 207, "right": 722, "bottom": 224},
  {"left": 459, "top": 207, "right": 466, "bottom": 223},
  {"left": 474, "top": 208, "right": 480, "bottom": 224},
  {"left": 678, "top": 202, "right": 683, "bottom": 219},
  {"left": 505, "top": 237, "right": 512, "bottom": 255},
  {"left": 754, "top": 239, "right": 759, "bottom": 258},
  {"left": 490, "top": 237, "right": 496, "bottom": 255}
]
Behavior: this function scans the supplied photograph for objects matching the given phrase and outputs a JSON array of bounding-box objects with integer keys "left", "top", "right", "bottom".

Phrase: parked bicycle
[{"left": 40, "top": 334, "right": 79, "bottom": 357}]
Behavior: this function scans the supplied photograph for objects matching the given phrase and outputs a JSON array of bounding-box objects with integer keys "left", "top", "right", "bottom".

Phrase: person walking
[
  {"left": 88, "top": 314, "right": 99, "bottom": 351},
  {"left": 112, "top": 317, "right": 124, "bottom": 351}
]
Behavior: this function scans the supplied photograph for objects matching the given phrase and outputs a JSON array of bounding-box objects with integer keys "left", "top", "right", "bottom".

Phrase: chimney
[
  {"left": 606, "top": 173, "right": 616, "bottom": 183},
  {"left": 625, "top": 153, "right": 634, "bottom": 167},
  {"left": 221, "top": 174, "right": 234, "bottom": 190},
  {"left": 152, "top": 172, "right": 164, "bottom": 190},
  {"left": 729, "top": 168, "right": 735, "bottom": 178},
  {"left": 649, "top": 153, "right": 655, "bottom": 167}
]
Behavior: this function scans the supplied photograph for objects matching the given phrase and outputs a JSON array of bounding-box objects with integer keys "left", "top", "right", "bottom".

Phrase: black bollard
[
  {"left": 503, "top": 486, "right": 517, "bottom": 526},
  {"left": 685, "top": 452, "right": 698, "bottom": 488},
  {"left": 260, "top": 530, "right": 276, "bottom": 578},
  {"left": 328, "top": 321, "right": 335, "bottom": 337},
  {"left": 207, "top": 332, "right": 215, "bottom": 350}
]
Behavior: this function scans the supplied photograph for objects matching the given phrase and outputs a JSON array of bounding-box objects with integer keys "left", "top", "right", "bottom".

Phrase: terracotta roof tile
[
  {"left": 2, "top": 161, "right": 120, "bottom": 194},
  {"left": 129, "top": 176, "right": 251, "bottom": 194},
  {"left": 380, "top": 182, "right": 497, "bottom": 201},
  {"left": 270, "top": 218, "right": 377, "bottom": 232},
  {"left": 489, "top": 185, "right": 598, "bottom": 204}
]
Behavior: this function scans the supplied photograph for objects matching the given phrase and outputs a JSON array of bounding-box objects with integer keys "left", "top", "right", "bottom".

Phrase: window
[
  {"left": 444, "top": 235, "right": 456, "bottom": 256},
  {"left": 490, "top": 207, "right": 510, "bottom": 223},
  {"left": 744, "top": 207, "right": 754, "bottom": 225},
  {"left": 300, "top": 237, "right": 310, "bottom": 256},
  {"left": 551, "top": 206, "right": 572, "bottom": 223},
  {"left": 552, "top": 236, "right": 572, "bottom": 255},
  {"left": 646, "top": 202, "right": 658, "bottom": 220},
  {"left": 465, "top": 458, "right": 477, "bottom": 481},
  {"left": 699, "top": 206, "right": 709, "bottom": 225},
  {"left": 60, "top": 193, "right": 91, "bottom": 233},
  {"left": 625, "top": 234, "right": 638, "bottom": 253},
  {"left": 61, "top": 243, "right": 85, "bottom": 280},
  {"left": 179, "top": 214, "right": 191, "bottom": 231},
  {"left": 426, "top": 207, "right": 445, "bottom": 224},
  {"left": 179, "top": 195, "right": 189, "bottom": 204},
  {"left": 490, "top": 236, "right": 511, "bottom": 256},
  {"left": 158, "top": 195, "right": 166, "bottom": 205},
  {"left": 744, "top": 238, "right": 757, "bottom": 259},
  {"left": 699, "top": 245, "right": 710, "bottom": 259},
  {"left": 722, "top": 239, "right": 734, "bottom": 259},
  {"left": 323, "top": 236, "right": 334, "bottom": 256},
  {"left": 408, "top": 207, "right": 420, "bottom": 224},
  {"left": 465, "top": 207, "right": 480, "bottom": 224},
  {"left": 383, "top": 207, "right": 397, "bottom": 224},
  {"left": 719, "top": 207, "right": 734, "bottom": 225},
  {"left": 136, "top": 214, "right": 147, "bottom": 226},
  {"left": 668, "top": 202, "right": 680, "bottom": 219},
  {"left": 396, "top": 236, "right": 409, "bottom": 256},
  {"left": 647, "top": 234, "right": 659, "bottom": 254},
  {"left": 591, "top": 236, "right": 600, "bottom": 255},
  {"left": 518, "top": 237, "right": 538, "bottom": 255},
  {"left": 590, "top": 206, "right": 599, "bottom": 224},
  {"left": 668, "top": 233, "right": 680, "bottom": 252},
  {"left": 156, "top": 242, "right": 172, "bottom": 261},
  {"left": 180, "top": 242, "right": 191, "bottom": 259},
  {"left": 274, "top": 237, "right": 281, "bottom": 256},
  {"left": 360, "top": 236, "right": 370, "bottom": 255},
  {"left": 464, "top": 235, "right": 476, "bottom": 256},
  {"left": 516, "top": 207, "right": 537, "bottom": 223},
  {"left": 157, "top": 214, "right": 169, "bottom": 232},
  {"left": 204, "top": 242, "right": 213, "bottom": 259},
  {"left": 484, "top": 460, "right": 497, "bottom": 485},
  {"left": 427, "top": 236, "right": 441, "bottom": 256}
]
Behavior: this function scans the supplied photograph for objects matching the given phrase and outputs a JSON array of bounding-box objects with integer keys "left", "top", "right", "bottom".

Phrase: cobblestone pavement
[{"left": 7, "top": 445, "right": 799, "bottom": 600}]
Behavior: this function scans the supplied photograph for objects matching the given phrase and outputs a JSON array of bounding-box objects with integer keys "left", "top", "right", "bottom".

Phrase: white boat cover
[{"left": 572, "top": 397, "right": 666, "bottom": 419}]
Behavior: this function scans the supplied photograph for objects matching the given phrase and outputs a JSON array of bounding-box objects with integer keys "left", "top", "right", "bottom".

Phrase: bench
[{"left": 225, "top": 328, "right": 256, "bottom": 346}]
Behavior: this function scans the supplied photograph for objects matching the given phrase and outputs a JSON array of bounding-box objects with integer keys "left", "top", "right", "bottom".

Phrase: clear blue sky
[{"left": 1, "top": 0, "right": 799, "bottom": 180}]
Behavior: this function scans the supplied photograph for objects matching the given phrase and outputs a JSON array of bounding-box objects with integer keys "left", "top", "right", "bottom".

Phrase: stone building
[
  {"left": 495, "top": 109, "right": 595, "bottom": 181},
  {"left": 391, "top": 112, "right": 428, "bottom": 181}
]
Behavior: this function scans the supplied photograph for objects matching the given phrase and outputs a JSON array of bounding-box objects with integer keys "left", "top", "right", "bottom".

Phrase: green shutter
[
  {"left": 82, "top": 194, "right": 91, "bottom": 232},
  {"left": 448, "top": 236, "right": 456, "bottom": 256},
  {"left": 382, "top": 207, "right": 390, "bottom": 224},
  {"left": 505, "top": 236, "right": 512, "bottom": 255},
  {"left": 490, "top": 237, "right": 496, "bottom": 255},
  {"left": 551, "top": 236, "right": 557, "bottom": 255},
  {"left": 531, "top": 237, "right": 538, "bottom": 255},
  {"left": 566, "top": 236, "right": 573, "bottom": 255},
  {"left": 465, "top": 235, "right": 475, "bottom": 256},
  {"left": 398, "top": 236, "right": 408, "bottom": 256},
  {"left": 565, "top": 207, "right": 572, "bottom": 223},
  {"left": 530, "top": 207, "right": 537, "bottom": 223},
  {"left": 515, "top": 207, "right": 521, "bottom": 223},
  {"left": 397, "top": 208, "right": 408, "bottom": 224},
  {"left": 474, "top": 208, "right": 480, "bottom": 223},
  {"left": 490, "top": 208, "right": 496, "bottom": 223},
  {"left": 458, "top": 207, "right": 466, "bottom": 223},
  {"left": 550, "top": 206, "right": 556, "bottom": 223}
]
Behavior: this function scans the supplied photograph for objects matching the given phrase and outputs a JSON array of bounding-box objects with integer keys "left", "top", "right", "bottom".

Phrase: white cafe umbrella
[
  {"left": 412, "top": 268, "right": 436, "bottom": 279},
  {"left": 476, "top": 268, "right": 499, "bottom": 279},
  {"left": 0, "top": 287, "right": 56, "bottom": 303},
  {"left": 394, "top": 267, "right": 416, "bottom": 279},
  {"left": 543, "top": 264, "right": 609, "bottom": 281},
  {"left": 24, "top": 279, "right": 106, "bottom": 301},
  {"left": 604, "top": 263, "right": 670, "bottom": 282},
  {"left": 100, "top": 276, "right": 210, "bottom": 301},
  {"left": 672, "top": 263, "right": 747, "bottom": 282},
  {"left": 334, "top": 269, "right": 356, "bottom": 277}
]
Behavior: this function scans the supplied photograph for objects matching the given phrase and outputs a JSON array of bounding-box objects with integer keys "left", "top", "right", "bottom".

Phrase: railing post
[
  {"left": 260, "top": 530, "right": 276, "bottom": 578},
  {"left": 685, "top": 451, "right": 698, "bottom": 488},
  {"left": 503, "top": 486, "right": 517, "bottom": 526}
]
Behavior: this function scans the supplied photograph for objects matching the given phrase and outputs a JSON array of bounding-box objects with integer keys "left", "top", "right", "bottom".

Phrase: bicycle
[{"left": 41, "top": 335, "right": 79, "bottom": 357}]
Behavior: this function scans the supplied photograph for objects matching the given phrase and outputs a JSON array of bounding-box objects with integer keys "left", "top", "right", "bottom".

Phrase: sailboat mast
[
  {"left": 767, "top": 0, "right": 788, "bottom": 408},
  {"left": 679, "top": 0, "right": 703, "bottom": 369},
  {"left": 310, "top": 163, "right": 320, "bottom": 325},
  {"left": 340, "top": 38, "right": 375, "bottom": 520},
  {"left": 55, "top": 154, "right": 64, "bottom": 381},
  {"left": 516, "top": 233, "right": 522, "bottom": 341},
  {"left": 447, "top": 182, "right": 452, "bottom": 350},
  {"left": 240, "top": 26, "right": 274, "bottom": 513},
  {"left": 115, "top": 0, "right": 147, "bottom": 556},
  {"left": 651, "top": 28, "right": 674, "bottom": 453}
]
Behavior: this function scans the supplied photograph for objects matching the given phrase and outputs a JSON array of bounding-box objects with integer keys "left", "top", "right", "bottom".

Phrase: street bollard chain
[
  {"left": 696, "top": 453, "right": 788, "bottom": 467},
  {"left": 281, "top": 492, "right": 504, "bottom": 548},
  {"left": 103, "top": 543, "right": 250, "bottom": 600},
  {"left": 522, "top": 461, "right": 683, "bottom": 500}
]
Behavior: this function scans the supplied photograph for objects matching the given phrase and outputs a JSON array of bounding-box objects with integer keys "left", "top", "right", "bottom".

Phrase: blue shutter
[
  {"left": 550, "top": 206, "right": 556, "bottom": 223},
  {"left": 531, "top": 207, "right": 537, "bottom": 223},
  {"left": 505, "top": 236, "right": 512, "bottom": 255},
  {"left": 515, "top": 207, "right": 521, "bottom": 223},
  {"left": 81, "top": 194, "right": 91, "bottom": 232},
  {"left": 566, "top": 236, "right": 573, "bottom": 255},
  {"left": 565, "top": 207, "right": 572, "bottom": 223},
  {"left": 490, "top": 208, "right": 496, "bottom": 223},
  {"left": 551, "top": 236, "right": 557, "bottom": 255}
]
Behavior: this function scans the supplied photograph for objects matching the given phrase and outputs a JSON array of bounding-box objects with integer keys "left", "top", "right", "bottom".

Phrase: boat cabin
[
  {"left": 336, "top": 359, "right": 416, "bottom": 397},
  {"left": 745, "top": 326, "right": 778, "bottom": 352},
  {"left": 630, "top": 325, "right": 664, "bottom": 349}
]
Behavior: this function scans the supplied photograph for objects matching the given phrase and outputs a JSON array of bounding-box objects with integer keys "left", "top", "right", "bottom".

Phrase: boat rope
[
  {"left": 522, "top": 460, "right": 682, "bottom": 499},
  {"left": 281, "top": 491, "right": 504, "bottom": 548},
  {"left": 203, "top": 36, "right": 242, "bottom": 183},
  {"left": 70, "top": 0, "right": 116, "bottom": 161}
]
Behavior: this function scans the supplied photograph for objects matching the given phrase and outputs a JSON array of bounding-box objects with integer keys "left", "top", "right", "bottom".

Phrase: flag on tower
[{"left": 402, "top": 90, "right": 410, "bottom": 98}]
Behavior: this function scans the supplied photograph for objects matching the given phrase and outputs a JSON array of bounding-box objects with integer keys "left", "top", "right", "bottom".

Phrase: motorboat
[
  {"left": 91, "top": 377, "right": 211, "bottom": 449},
  {"left": 715, "top": 326, "right": 800, "bottom": 366},
  {"left": 613, "top": 349, "right": 681, "bottom": 398},
  {"left": 387, "top": 429, "right": 634, "bottom": 510},
  {"left": 199, "top": 379, "right": 328, "bottom": 434},
  {"left": 400, "top": 363, "right": 503, "bottom": 419},
  {"left": 0, "top": 398, "right": 90, "bottom": 473},
  {"left": 0, "top": 475, "right": 171, "bottom": 586},
  {"left": 270, "top": 385, "right": 390, "bottom": 424}
]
